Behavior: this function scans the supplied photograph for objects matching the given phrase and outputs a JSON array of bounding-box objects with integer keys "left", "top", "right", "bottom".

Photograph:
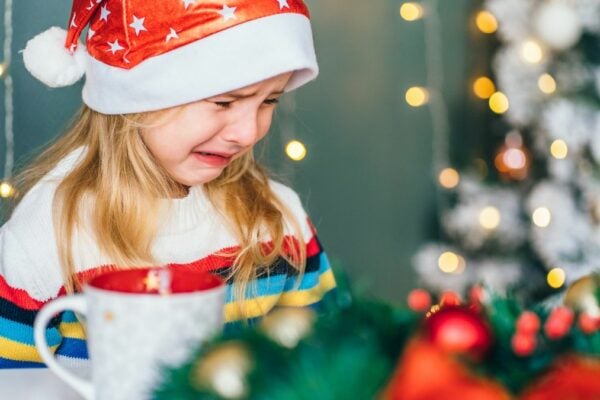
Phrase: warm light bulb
[
  {"left": 503, "top": 148, "right": 527, "bottom": 169},
  {"left": 400, "top": 3, "right": 424, "bottom": 21},
  {"left": 550, "top": 139, "right": 568, "bottom": 159},
  {"left": 479, "top": 206, "right": 501, "bottom": 230},
  {"left": 0, "top": 63, "right": 7, "bottom": 79},
  {"left": 475, "top": 10, "right": 498, "bottom": 34},
  {"left": 489, "top": 92, "right": 509, "bottom": 114},
  {"left": 285, "top": 140, "right": 307, "bottom": 161},
  {"left": 538, "top": 73, "right": 556, "bottom": 94},
  {"left": 532, "top": 207, "right": 552, "bottom": 228},
  {"left": 547, "top": 267, "right": 566, "bottom": 289},
  {"left": 521, "top": 40, "right": 544, "bottom": 64},
  {"left": 438, "top": 251, "right": 464, "bottom": 274},
  {"left": 405, "top": 87, "right": 429, "bottom": 107},
  {"left": 473, "top": 76, "right": 496, "bottom": 99},
  {"left": 438, "top": 168, "right": 460, "bottom": 189},
  {"left": 0, "top": 182, "right": 15, "bottom": 198}
]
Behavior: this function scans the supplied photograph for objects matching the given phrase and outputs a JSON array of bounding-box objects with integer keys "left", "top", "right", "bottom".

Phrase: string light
[
  {"left": 538, "top": 73, "right": 556, "bottom": 94},
  {"left": 521, "top": 40, "right": 544, "bottom": 64},
  {"left": 473, "top": 76, "right": 496, "bottom": 99},
  {"left": 438, "top": 168, "right": 460, "bottom": 189},
  {"left": 437, "top": 251, "right": 465, "bottom": 274},
  {"left": 547, "top": 267, "right": 566, "bottom": 289},
  {"left": 479, "top": 206, "right": 501, "bottom": 230},
  {"left": 0, "top": 63, "right": 7, "bottom": 79},
  {"left": 0, "top": 181, "right": 14, "bottom": 198},
  {"left": 550, "top": 139, "right": 568, "bottom": 159},
  {"left": 285, "top": 140, "right": 307, "bottom": 161},
  {"left": 489, "top": 91, "right": 509, "bottom": 114},
  {"left": 405, "top": 86, "right": 429, "bottom": 107},
  {"left": 475, "top": 10, "right": 498, "bottom": 34},
  {"left": 532, "top": 207, "right": 551, "bottom": 228},
  {"left": 400, "top": 3, "right": 424, "bottom": 21}
]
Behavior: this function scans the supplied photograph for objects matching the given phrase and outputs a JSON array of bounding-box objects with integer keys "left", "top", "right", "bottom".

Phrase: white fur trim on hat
[
  {"left": 22, "top": 27, "right": 86, "bottom": 88},
  {"left": 82, "top": 13, "right": 318, "bottom": 115}
]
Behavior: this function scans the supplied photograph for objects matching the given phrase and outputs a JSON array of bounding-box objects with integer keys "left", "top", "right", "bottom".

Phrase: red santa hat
[{"left": 22, "top": 0, "right": 318, "bottom": 115}]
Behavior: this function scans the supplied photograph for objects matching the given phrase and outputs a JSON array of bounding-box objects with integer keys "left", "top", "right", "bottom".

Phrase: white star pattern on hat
[
  {"left": 165, "top": 28, "right": 179, "bottom": 42},
  {"left": 107, "top": 40, "right": 124, "bottom": 54},
  {"left": 182, "top": 0, "right": 196, "bottom": 10},
  {"left": 100, "top": 5, "right": 111, "bottom": 22},
  {"left": 86, "top": 0, "right": 94, "bottom": 11},
  {"left": 70, "top": 13, "right": 78, "bottom": 28},
  {"left": 218, "top": 5, "right": 237, "bottom": 21},
  {"left": 277, "top": 0, "right": 290, "bottom": 9},
  {"left": 129, "top": 16, "right": 147, "bottom": 36},
  {"left": 88, "top": 28, "right": 96, "bottom": 39}
]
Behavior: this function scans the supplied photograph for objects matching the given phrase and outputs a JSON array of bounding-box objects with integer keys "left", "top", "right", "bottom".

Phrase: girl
[{"left": 0, "top": 0, "right": 335, "bottom": 378}]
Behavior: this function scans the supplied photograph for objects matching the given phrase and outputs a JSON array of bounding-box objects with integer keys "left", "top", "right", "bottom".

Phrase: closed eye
[{"left": 263, "top": 98, "right": 279, "bottom": 105}]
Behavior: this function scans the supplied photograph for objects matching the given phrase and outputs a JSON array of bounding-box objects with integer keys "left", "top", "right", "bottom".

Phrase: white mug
[{"left": 34, "top": 267, "right": 226, "bottom": 400}]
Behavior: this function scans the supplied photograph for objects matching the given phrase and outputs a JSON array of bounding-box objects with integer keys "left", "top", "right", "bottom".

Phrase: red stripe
[
  {"left": 0, "top": 234, "right": 322, "bottom": 308},
  {"left": 0, "top": 275, "right": 45, "bottom": 310}
]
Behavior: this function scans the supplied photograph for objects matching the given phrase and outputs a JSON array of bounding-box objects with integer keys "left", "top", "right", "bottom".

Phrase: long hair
[{"left": 12, "top": 105, "right": 306, "bottom": 312}]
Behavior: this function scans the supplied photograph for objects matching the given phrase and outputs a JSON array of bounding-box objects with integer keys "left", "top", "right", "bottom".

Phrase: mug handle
[{"left": 33, "top": 295, "right": 94, "bottom": 400}]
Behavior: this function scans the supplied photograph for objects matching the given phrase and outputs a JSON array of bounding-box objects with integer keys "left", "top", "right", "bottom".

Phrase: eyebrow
[{"left": 219, "top": 90, "right": 285, "bottom": 99}]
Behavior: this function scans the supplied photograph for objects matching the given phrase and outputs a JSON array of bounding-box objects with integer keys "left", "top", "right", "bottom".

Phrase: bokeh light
[
  {"left": 285, "top": 140, "right": 307, "bottom": 161},
  {"left": 550, "top": 139, "right": 568, "bottom": 159},
  {"left": 547, "top": 267, "right": 566, "bottom": 289},
  {"left": 438, "top": 251, "right": 465, "bottom": 274},
  {"left": 0, "top": 182, "right": 15, "bottom": 198},
  {"left": 438, "top": 168, "right": 460, "bottom": 189},
  {"left": 521, "top": 40, "right": 544, "bottom": 64},
  {"left": 489, "top": 92, "right": 509, "bottom": 114},
  {"left": 538, "top": 73, "right": 556, "bottom": 94},
  {"left": 400, "top": 3, "right": 424, "bottom": 21},
  {"left": 479, "top": 206, "right": 501, "bottom": 230},
  {"left": 532, "top": 207, "right": 552, "bottom": 228},
  {"left": 405, "top": 87, "right": 429, "bottom": 107},
  {"left": 473, "top": 76, "right": 496, "bottom": 99},
  {"left": 475, "top": 10, "right": 498, "bottom": 34}
]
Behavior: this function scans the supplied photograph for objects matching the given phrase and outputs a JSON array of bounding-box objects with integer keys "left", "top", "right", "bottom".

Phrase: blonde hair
[{"left": 13, "top": 105, "right": 306, "bottom": 313}]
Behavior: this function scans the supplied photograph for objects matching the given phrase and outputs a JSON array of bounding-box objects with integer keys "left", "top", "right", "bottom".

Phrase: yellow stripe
[
  {"left": 224, "top": 294, "right": 280, "bottom": 322},
  {"left": 59, "top": 321, "right": 86, "bottom": 340},
  {"left": 277, "top": 269, "right": 337, "bottom": 307},
  {"left": 0, "top": 337, "right": 58, "bottom": 363}
]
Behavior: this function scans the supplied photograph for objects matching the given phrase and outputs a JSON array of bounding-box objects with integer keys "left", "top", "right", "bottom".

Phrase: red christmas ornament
[
  {"left": 578, "top": 313, "right": 600, "bottom": 335},
  {"left": 440, "top": 290, "right": 462, "bottom": 307},
  {"left": 469, "top": 285, "right": 485, "bottom": 306},
  {"left": 516, "top": 311, "right": 541, "bottom": 335},
  {"left": 423, "top": 305, "right": 493, "bottom": 360},
  {"left": 545, "top": 307, "right": 574, "bottom": 340},
  {"left": 407, "top": 289, "right": 431, "bottom": 312},
  {"left": 511, "top": 332, "right": 537, "bottom": 357}
]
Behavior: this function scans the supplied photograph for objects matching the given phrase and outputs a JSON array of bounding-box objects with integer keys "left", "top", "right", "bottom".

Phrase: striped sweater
[{"left": 0, "top": 149, "right": 336, "bottom": 369}]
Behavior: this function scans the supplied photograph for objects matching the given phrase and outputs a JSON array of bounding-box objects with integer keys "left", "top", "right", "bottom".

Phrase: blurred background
[{"left": 2, "top": 0, "right": 599, "bottom": 304}]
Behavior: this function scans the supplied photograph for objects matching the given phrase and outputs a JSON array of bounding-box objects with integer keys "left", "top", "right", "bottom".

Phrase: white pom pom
[{"left": 22, "top": 26, "right": 86, "bottom": 88}]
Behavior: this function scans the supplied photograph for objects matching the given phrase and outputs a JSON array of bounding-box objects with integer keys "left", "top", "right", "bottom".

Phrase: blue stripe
[
  {"left": 0, "top": 315, "right": 62, "bottom": 347},
  {"left": 224, "top": 274, "right": 287, "bottom": 302},
  {"left": 56, "top": 337, "right": 88, "bottom": 359},
  {"left": 0, "top": 357, "right": 45, "bottom": 369}
]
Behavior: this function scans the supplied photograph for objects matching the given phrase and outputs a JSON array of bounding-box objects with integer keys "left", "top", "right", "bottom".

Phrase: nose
[{"left": 221, "top": 108, "right": 261, "bottom": 147}]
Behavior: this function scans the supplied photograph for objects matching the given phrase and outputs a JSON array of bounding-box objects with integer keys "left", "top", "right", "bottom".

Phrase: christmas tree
[{"left": 413, "top": 0, "right": 600, "bottom": 303}]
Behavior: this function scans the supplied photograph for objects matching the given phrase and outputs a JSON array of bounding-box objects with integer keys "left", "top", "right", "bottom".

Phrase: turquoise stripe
[
  {"left": 0, "top": 315, "right": 62, "bottom": 347},
  {"left": 61, "top": 311, "right": 80, "bottom": 323}
]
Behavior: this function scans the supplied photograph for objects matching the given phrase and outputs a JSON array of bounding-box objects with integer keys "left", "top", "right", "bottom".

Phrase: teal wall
[{"left": 2, "top": 1, "right": 480, "bottom": 302}]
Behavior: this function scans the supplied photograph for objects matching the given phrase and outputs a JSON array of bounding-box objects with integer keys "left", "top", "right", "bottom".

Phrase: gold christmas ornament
[
  {"left": 564, "top": 274, "right": 600, "bottom": 318},
  {"left": 260, "top": 307, "right": 315, "bottom": 348},
  {"left": 191, "top": 342, "right": 253, "bottom": 399}
]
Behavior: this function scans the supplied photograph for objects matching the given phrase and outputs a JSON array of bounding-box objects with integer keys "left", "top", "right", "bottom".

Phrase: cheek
[{"left": 257, "top": 110, "right": 276, "bottom": 140}]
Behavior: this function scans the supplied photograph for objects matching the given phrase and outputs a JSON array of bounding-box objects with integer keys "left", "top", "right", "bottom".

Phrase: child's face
[{"left": 141, "top": 72, "right": 293, "bottom": 187}]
